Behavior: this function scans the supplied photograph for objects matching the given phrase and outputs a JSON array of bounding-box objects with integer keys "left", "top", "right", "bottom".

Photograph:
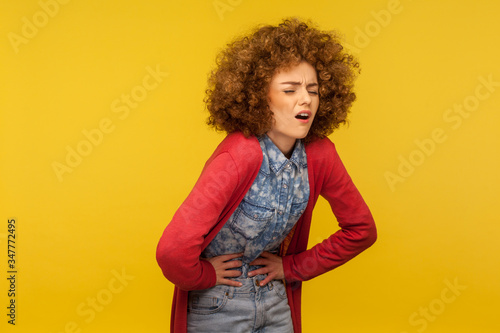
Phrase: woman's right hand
[{"left": 204, "top": 253, "right": 244, "bottom": 287}]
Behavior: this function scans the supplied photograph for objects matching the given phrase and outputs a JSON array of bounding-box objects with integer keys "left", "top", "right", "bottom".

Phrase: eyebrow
[{"left": 279, "top": 81, "right": 318, "bottom": 87}]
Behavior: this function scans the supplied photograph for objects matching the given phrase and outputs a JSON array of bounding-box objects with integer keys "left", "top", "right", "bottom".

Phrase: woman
[{"left": 156, "top": 18, "right": 377, "bottom": 333}]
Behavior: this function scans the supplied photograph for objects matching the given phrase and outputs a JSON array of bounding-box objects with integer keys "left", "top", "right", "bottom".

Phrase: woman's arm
[
  {"left": 156, "top": 152, "right": 241, "bottom": 291},
  {"left": 282, "top": 142, "right": 377, "bottom": 282}
]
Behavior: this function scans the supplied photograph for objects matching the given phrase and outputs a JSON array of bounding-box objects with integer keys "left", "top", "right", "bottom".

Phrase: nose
[{"left": 299, "top": 87, "right": 312, "bottom": 105}]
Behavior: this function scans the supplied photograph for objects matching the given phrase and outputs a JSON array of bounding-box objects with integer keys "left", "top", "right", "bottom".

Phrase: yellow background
[{"left": 1, "top": 0, "right": 499, "bottom": 332}]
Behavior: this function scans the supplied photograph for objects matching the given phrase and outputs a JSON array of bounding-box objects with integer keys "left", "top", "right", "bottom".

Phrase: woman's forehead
[{"left": 272, "top": 62, "right": 318, "bottom": 83}]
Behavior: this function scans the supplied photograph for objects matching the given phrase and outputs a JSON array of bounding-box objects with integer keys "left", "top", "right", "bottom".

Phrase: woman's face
[{"left": 266, "top": 61, "right": 319, "bottom": 155}]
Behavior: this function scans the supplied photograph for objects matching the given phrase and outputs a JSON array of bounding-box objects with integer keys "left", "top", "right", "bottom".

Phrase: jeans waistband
[{"left": 226, "top": 275, "right": 283, "bottom": 297}]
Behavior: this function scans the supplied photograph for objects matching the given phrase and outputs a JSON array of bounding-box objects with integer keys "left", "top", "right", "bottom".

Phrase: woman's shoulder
[
  {"left": 206, "top": 132, "right": 263, "bottom": 170},
  {"left": 305, "top": 136, "right": 337, "bottom": 157},
  {"left": 304, "top": 136, "right": 344, "bottom": 177}
]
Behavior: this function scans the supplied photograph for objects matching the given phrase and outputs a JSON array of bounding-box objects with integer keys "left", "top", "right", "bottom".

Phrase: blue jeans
[{"left": 187, "top": 275, "right": 293, "bottom": 333}]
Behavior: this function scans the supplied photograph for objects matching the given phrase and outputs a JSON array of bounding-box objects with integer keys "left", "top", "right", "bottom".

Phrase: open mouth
[{"left": 295, "top": 112, "right": 311, "bottom": 120}]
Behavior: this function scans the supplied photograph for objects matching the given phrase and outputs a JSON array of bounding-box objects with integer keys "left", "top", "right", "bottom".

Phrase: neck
[{"left": 266, "top": 133, "right": 296, "bottom": 159}]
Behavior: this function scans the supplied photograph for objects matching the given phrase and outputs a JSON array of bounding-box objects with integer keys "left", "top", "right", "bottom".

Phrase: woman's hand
[
  {"left": 248, "top": 251, "right": 284, "bottom": 286},
  {"left": 204, "top": 253, "right": 244, "bottom": 287}
]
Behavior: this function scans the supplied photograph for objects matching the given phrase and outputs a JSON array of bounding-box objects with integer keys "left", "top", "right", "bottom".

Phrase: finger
[
  {"left": 219, "top": 278, "right": 243, "bottom": 287},
  {"left": 259, "top": 251, "right": 278, "bottom": 259},
  {"left": 219, "top": 253, "right": 244, "bottom": 262},
  {"left": 221, "top": 259, "right": 243, "bottom": 270},
  {"left": 250, "top": 252, "right": 278, "bottom": 265},
  {"left": 218, "top": 260, "right": 243, "bottom": 271},
  {"left": 257, "top": 275, "right": 274, "bottom": 287},
  {"left": 206, "top": 253, "right": 243, "bottom": 266},
  {"left": 247, "top": 267, "right": 268, "bottom": 277},
  {"left": 249, "top": 258, "right": 266, "bottom": 266},
  {"left": 222, "top": 270, "right": 242, "bottom": 278}
]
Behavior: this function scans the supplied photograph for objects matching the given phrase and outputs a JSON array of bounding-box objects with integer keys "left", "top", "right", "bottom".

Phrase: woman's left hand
[{"left": 248, "top": 251, "right": 284, "bottom": 286}]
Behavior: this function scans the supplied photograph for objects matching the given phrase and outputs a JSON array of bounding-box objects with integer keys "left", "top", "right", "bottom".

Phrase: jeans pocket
[
  {"left": 271, "top": 281, "right": 288, "bottom": 300},
  {"left": 230, "top": 200, "right": 275, "bottom": 240},
  {"left": 188, "top": 289, "right": 229, "bottom": 315}
]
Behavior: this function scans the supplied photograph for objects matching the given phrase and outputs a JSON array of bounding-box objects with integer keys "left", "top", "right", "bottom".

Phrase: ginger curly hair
[{"left": 205, "top": 18, "right": 359, "bottom": 143}]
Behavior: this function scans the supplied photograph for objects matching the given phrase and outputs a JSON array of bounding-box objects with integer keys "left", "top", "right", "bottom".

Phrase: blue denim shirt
[{"left": 202, "top": 135, "right": 310, "bottom": 277}]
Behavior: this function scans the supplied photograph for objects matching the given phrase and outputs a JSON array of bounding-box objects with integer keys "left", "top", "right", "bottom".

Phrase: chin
[{"left": 296, "top": 130, "right": 311, "bottom": 140}]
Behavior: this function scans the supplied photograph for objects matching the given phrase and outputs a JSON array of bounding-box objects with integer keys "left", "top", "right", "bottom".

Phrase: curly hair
[{"left": 205, "top": 18, "right": 359, "bottom": 143}]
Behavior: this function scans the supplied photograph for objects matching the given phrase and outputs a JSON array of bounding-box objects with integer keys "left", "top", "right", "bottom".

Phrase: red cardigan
[{"left": 156, "top": 132, "right": 377, "bottom": 332}]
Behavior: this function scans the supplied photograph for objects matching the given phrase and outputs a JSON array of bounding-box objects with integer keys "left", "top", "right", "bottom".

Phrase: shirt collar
[{"left": 259, "top": 135, "right": 307, "bottom": 175}]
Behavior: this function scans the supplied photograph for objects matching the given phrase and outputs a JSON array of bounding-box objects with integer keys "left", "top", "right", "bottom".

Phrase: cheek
[
  {"left": 269, "top": 96, "right": 287, "bottom": 111},
  {"left": 267, "top": 89, "right": 281, "bottom": 107},
  {"left": 312, "top": 98, "right": 320, "bottom": 115}
]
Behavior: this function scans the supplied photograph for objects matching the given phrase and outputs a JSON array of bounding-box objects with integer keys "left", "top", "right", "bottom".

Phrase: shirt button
[
  {"left": 278, "top": 211, "right": 283, "bottom": 215},
  {"left": 283, "top": 184, "right": 288, "bottom": 189},
  {"left": 253, "top": 214, "right": 258, "bottom": 218},
  {"left": 286, "top": 163, "right": 291, "bottom": 169}
]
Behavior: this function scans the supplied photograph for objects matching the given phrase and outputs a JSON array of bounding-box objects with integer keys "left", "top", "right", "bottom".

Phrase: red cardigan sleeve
[
  {"left": 156, "top": 152, "right": 240, "bottom": 291},
  {"left": 282, "top": 140, "right": 377, "bottom": 282}
]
